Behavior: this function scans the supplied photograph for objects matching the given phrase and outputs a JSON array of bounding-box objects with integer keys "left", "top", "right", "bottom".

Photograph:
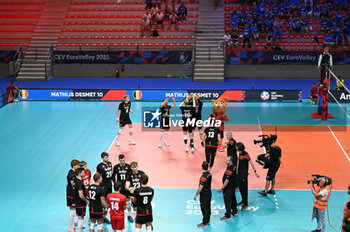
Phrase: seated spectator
[
  {"left": 178, "top": 2, "right": 187, "bottom": 22},
  {"left": 265, "top": 32, "right": 273, "bottom": 50},
  {"left": 287, "top": 17, "right": 294, "bottom": 33},
  {"left": 331, "top": 22, "right": 340, "bottom": 36},
  {"left": 155, "top": 9, "right": 164, "bottom": 29},
  {"left": 230, "top": 16, "right": 239, "bottom": 31},
  {"left": 324, "top": 31, "right": 335, "bottom": 47},
  {"left": 242, "top": 25, "right": 252, "bottom": 48},
  {"left": 321, "top": 19, "right": 330, "bottom": 33},
  {"left": 273, "top": 18, "right": 282, "bottom": 42},
  {"left": 252, "top": 22, "right": 259, "bottom": 40},
  {"left": 336, "top": 31, "right": 344, "bottom": 48},
  {"left": 218, "top": 31, "right": 233, "bottom": 49},
  {"left": 141, "top": 19, "right": 151, "bottom": 37},
  {"left": 164, "top": 5, "right": 171, "bottom": 22},
  {"left": 152, "top": 28, "right": 159, "bottom": 37},
  {"left": 335, "top": 76, "right": 345, "bottom": 91},
  {"left": 245, "top": 15, "right": 254, "bottom": 27},
  {"left": 168, "top": 11, "right": 178, "bottom": 29},
  {"left": 301, "top": 17, "right": 309, "bottom": 32},
  {"left": 143, "top": 10, "right": 152, "bottom": 22},
  {"left": 310, "top": 83, "right": 318, "bottom": 104},
  {"left": 293, "top": 18, "right": 303, "bottom": 33},
  {"left": 265, "top": 15, "right": 274, "bottom": 32},
  {"left": 231, "top": 32, "right": 239, "bottom": 48},
  {"left": 145, "top": 0, "right": 152, "bottom": 9},
  {"left": 231, "top": 10, "right": 239, "bottom": 20},
  {"left": 313, "top": 35, "right": 320, "bottom": 47},
  {"left": 6, "top": 82, "right": 20, "bottom": 102}
]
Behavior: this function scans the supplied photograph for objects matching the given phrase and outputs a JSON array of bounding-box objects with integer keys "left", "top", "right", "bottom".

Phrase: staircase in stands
[
  {"left": 193, "top": 0, "right": 225, "bottom": 82},
  {"left": 17, "top": 0, "right": 70, "bottom": 81}
]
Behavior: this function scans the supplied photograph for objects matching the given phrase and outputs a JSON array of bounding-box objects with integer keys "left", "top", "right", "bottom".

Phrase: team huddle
[{"left": 66, "top": 153, "right": 154, "bottom": 232}]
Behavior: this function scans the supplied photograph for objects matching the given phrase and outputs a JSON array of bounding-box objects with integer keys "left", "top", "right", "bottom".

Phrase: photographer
[
  {"left": 308, "top": 176, "right": 332, "bottom": 232},
  {"left": 342, "top": 185, "right": 350, "bottom": 232}
]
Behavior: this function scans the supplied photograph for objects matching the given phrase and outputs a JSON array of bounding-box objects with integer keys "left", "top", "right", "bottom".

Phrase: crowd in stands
[
  {"left": 141, "top": 1, "right": 189, "bottom": 37},
  {"left": 223, "top": 0, "right": 349, "bottom": 49}
]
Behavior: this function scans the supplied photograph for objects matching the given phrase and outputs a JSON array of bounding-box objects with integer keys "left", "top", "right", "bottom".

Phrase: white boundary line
[
  {"left": 327, "top": 125, "right": 350, "bottom": 163},
  {"left": 256, "top": 115, "right": 266, "bottom": 153}
]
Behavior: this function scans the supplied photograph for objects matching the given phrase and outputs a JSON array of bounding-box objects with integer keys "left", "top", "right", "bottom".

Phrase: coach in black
[
  {"left": 194, "top": 161, "right": 212, "bottom": 228},
  {"left": 219, "top": 156, "right": 238, "bottom": 221}
]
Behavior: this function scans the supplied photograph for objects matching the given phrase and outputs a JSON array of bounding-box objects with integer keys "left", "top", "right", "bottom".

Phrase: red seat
[
  {"left": 304, "top": 41, "right": 311, "bottom": 46},
  {"left": 303, "top": 34, "right": 309, "bottom": 39},
  {"left": 295, "top": 34, "right": 302, "bottom": 39},
  {"left": 289, "top": 41, "right": 296, "bottom": 46},
  {"left": 297, "top": 41, "right": 303, "bottom": 46},
  {"left": 224, "top": 13, "right": 230, "bottom": 18}
]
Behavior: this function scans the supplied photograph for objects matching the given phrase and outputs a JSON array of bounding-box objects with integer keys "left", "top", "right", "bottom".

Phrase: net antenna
[{"left": 327, "top": 68, "right": 350, "bottom": 120}]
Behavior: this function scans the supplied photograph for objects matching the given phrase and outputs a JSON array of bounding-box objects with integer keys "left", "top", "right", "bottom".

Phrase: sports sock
[
  {"left": 68, "top": 209, "right": 75, "bottom": 230},
  {"left": 189, "top": 133, "right": 194, "bottom": 148},
  {"left": 164, "top": 131, "right": 168, "bottom": 143},
  {"left": 146, "top": 225, "right": 152, "bottom": 232},
  {"left": 76, "top": 219, "right": 83, "bottom": 232},
  {"left": 135, "top": 228, "right": 141, "bottom": 232},
  {"left": 184, "top": 134, "right": 187, "bottom": 145},
  {"left": 159, "top": 131, "right": 163, "bottom": 143}
]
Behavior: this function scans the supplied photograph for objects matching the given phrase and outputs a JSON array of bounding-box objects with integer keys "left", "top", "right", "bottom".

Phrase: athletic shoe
[
  {"left": 267, "top": 189, "right": 275, "bottom": 194},
  {"left": 103, "top": 218, "right": 111, "bottom": 224},
  {"left": 185, "top": 147, "right": 189, "bottom": 153},
  {"left": 158, "top": 143, "right": 162, "bottom": 148},
  {"left": 201, "top": 141, "right": 204, "bottom": 147},
  {"left": 151, "top": 224, "right": 154, "bottom": 231},
  {"left": 13, "top": 99, "right": 19, "bottom": 102},
  {"left": 258, "top": 191, "right": 267, "bottom": 196},
  {"left": 220, "top": 216, "right": 232, "bottom": 221},
  {"left": 191, "top": 147, "right": 195, "bottom": 153},
  {"left": 311, "top": 229, "right": 321, "bottom": 232},
  {"left": 164, "top": 142, "right": 170, "bottom": 147},
  {"left": 241, "top": 204, "right": 249, "bottom": 211},
  {"left": 115, "top": 139, "right": 120, "bottom": 146},
  {"left": 232, "top": 212, "right": 239, "bottom": 216},
  {"left": 127, "top": 216, "right": 134, "bottom": 223},
  {"left": 129, "top": 140, "right": 136, "bottom": 145},
  {"left": 67, "top": 229, "right": 74, "bottom": 232},
  {"left": 197, "top": 223, "right": 208, "bottom": 228}
]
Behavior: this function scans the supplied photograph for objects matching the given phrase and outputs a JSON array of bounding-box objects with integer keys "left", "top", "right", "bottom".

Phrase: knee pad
[
  {"left": 129, "top": 128, "right": 134, "bottom": 132},
  {"left": 118, "top": 128, "right": 123, "bottom": 134},
  {"left": 97, "top": 224, "right": 103, "bottom": 230}
]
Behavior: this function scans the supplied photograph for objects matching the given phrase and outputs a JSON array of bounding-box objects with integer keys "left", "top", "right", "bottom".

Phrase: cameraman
[
  {"left": 258, "top": 145, "right": 281, "bottom": 196},
  {"left": 309, "top": 177, "right": 331, "bottom": 232},
  {"left": 342, "top": 185, "right": 350, "bottom": 232}
]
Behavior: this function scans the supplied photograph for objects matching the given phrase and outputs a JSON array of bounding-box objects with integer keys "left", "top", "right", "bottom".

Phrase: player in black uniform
[
  {"left": 96, "top": 152, "right": 113, "bottom": 224},
  {"left": 219, "top": 156, "right": 238, "bottom": 221},
  {"left": 112, "top": 154, "right": 133, "bottom": 222},
  {"left": 133, "top": 174, "right": 154, "bottom": 232},
  {"left": 202, "top": 125, "right": 221, "bottom": 170},
  {"left": 115, "top": 95, "right": 136, "bottom": 146},
  {"left": 159, "top": 96, "right": 176, "bottom": 148},
  {"left": 88, "top": 173, "right": 106, "bottom": 232},
  {"left": 223, "top": 131, "right": 238, "bottom": 169},
  {"left": 191, "top": 94, "right": 204, "bottom": 146},
  {"left": 67, "top": 159, "right": 80, "bottom": 232},
  {"left": 125, "top": 161, "right": 145, "bottom": 223},
  {"left": 194, "top": 161, "right": 212, "bottom": 228},
  {"left": 180, "top": 95, "right": 196, "bottom": 153},
  {"left": 74, "top": 167, "right": 89, "bottom": 232}
]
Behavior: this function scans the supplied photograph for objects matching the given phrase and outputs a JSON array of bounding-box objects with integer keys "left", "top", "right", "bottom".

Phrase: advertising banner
[
  {"left": 329, "top": 90, "right": 350, "bottom": 102},
  {"left": 243, "top": 90, "right": 302, "bottom": 102},
  {"left": 53, "top": 51, "right": 192, "bottom": 64},
  {"left": 227, "top": 50, "right": 350, "bottom": 65}
]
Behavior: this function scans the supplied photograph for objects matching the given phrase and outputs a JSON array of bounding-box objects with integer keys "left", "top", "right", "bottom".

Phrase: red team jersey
[
  {"left": 82, "top": 169, "right": 91, "bottom": 195},
  {"left": 107, "top": 192, "right": 127, "bottom": 230}
]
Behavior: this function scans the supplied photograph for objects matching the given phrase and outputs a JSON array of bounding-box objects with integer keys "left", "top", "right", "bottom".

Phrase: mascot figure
[{"left": 209, "top": 97, "right": 229, "bottom": 152}]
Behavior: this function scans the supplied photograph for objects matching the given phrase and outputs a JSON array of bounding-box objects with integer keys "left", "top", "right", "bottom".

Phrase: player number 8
[{"left": 143, "top": 196, "right": 148, "bottom": 204}]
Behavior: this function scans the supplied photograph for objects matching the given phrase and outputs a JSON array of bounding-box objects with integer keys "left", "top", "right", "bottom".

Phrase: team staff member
[
  {"left": 133, "top": 174, "right": 154, "bottom": 232},
  {"left": 342, "top": 185, "right": 350, "bottom": 232},
  {"left": 96, "top": 152, "right": 113, "bottom": 224},
  {"left": 310, "top": 83, "right": 319, "bottom": 104},
  {"left": 115, "top": 95, "right": 136, "bottom": 146},
  {"left": 223, "top": 131, "right": 237, "bottom": 168},
  {"left": 236, "top": 142, "right": 259, "bottom": 210},
  {"left": 126, "top": 161, "right": 145, "bottom": 223},
  {"left": 88, "top": 173, "right": 106, "bottom": 232},
  {"left": 194, "top": 161, "right": 212, "bottom": 228},
  {"left": 309, "top": 177, "right": 331, "bottom": 232},
  {"left": 67, "top": 159, "right": 80, "bottom": 232},
  {"left": 219, "top": 156, "right": 238, "bottom": 221},
  {"left": 74, "top": 168, "right": 89, "bottom": 232},
  {"left": 6, "top": 81, "right": 20, "bottom": 102},
  {"left": 202, "top": 124, "right": 221, "bottom": 170},
  {"left": 159, "top": 96, "right": 176, "bottom": 148},
  {"left": 107, "top": 182, "right": 127, "bottom": 232}
]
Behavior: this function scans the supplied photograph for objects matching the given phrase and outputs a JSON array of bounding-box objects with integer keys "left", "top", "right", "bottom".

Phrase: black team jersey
[
  {"left": 222, "top": 165, "right": 236, "bottom": 188},
  {"left": 112, "top": 163, "right": 131, "bottom": 189},
  {"left": 126, "top": 170, "right": 145, "bottom": 190},
  {"left": 118, "top": 101, "right": 131, "bottom": 120},
  {"left": 204, "top": 127, "right": 220, "bottom": 147},
  {"left": 74, "top": 178, "right": 87, "bottom": 207},
  {"left": 180, "top": 106, "right": 194, "bottom": 126},
  {"left": 96, "top": 161, "right": 113, "bottom": 188},
  {"left": 191, "top": 99, "right": 203, "bottom": 119},
  {"left": 227, "top": 138, "right": 238, "bottom": 168},
  {"left": 161, "top": 105, "right": 171, "bottom": 126},
  {"left": 238, "top": 151, "right": 251, "bottom": 177},
  {"left": 88, "top": 184, "right": 104, "bottom": 213},
  {"left": 199, "top": 171, "right": 212, "bottom": 195},
  {"left": 134, "top": 186, "right": 154, "bottom": 215},
  {"left": 67, "top": 169, "right": 76, "bottom": 197}
]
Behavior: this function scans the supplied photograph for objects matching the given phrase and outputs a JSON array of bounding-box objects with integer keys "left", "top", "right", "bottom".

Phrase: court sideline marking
[{"left": 327, "top": 125, "right": 350, "bottom": 163}]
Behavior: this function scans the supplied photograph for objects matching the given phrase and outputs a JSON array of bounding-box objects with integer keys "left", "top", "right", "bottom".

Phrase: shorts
[
  {"left": 193, "top": 117, "right": 202, "bottom": 130},
  {"left": 67, "top": 196, "right": 75, "bottom": 207},
  {"left": 90, "top": 211, "right": 104, "bottom": 220},
  {"left": 311, "top": 95, "right": 317, "bottom": 101},
  {"left": 182, "top": 126, "right": 193, "bottom": 133},
  {"left": 205, "top": 146, "right": 217, "bottom": 156},
  {"left": 76, "top": 207, "right": 86, "bottom": 217},
  {"left": 219, "top": 130, "right": 224, "bottom": 139},
  {"left": 111, "top": 215, "right": 125, "bottom": 230},
  {"left": 102, "top": 186, "right": 113, "bottom": 197},
  {"left": 120, "top": 188, "right": 130, "bottom": 198},
  {"left": 266, "top": 163, "right": 280, "bottom": 180},
  {"left": 120, "top": 118, "right": 132, "bottom": 127},
  {"left": 136, "top": 214, "right": 153, "bottom": 224},
  {"left": 343, "top": 222, "right": 350, "bottom": 232}
]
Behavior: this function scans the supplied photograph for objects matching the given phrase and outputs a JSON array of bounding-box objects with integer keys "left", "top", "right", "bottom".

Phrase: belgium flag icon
[
  {"left": 133, "top": 90, "right": 142, "bottom": 100},
  {"left": 20, "top": 90, "right": 29, "bottom": 99}
]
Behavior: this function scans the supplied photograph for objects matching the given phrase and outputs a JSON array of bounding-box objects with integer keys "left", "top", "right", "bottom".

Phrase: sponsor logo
[{"left": 260, "top": 91, "right": 270, "bottom": 101}]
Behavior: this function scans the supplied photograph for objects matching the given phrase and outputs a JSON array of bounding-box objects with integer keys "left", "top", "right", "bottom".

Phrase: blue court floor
[{"left": 0, "top": 101, "right": 349, "bottom": 232}]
